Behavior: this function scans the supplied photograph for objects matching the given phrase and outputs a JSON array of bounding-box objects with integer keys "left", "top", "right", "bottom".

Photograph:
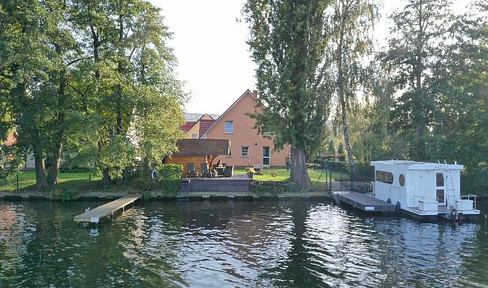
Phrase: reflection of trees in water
[
  {"left": 365, "top": 219, "right": 480, "bottom": 287},
  {"left": 0, "top": 203, "right": 36, "bottom": 285},
  {"left": 2, "top": 200, "right": 487, "bottom": 287}
]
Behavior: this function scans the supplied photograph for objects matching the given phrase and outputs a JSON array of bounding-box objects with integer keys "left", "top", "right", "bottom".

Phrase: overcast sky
[{"left": 152, "top": 0, "right": 470, "bottom": 115}]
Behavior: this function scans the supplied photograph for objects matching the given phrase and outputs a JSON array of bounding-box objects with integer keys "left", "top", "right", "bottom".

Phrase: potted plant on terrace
[{"left": 246, "top": 167, "right": 256, "bottom": 179}]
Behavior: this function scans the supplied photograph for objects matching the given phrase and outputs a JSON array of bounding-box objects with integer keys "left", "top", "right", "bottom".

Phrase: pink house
[{"left": 201, "top": 89, "right": 290, "bottom": 168}]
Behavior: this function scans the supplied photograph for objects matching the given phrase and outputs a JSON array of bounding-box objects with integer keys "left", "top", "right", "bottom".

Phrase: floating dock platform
[
  {"left": 73, "top": 194, "right": 141, "bottom": 223},
  {"left": 332, "top": 191, "right": 396, "bottom": 213}
]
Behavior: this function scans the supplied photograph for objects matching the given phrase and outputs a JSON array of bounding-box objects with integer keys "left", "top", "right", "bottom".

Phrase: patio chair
[
  {"left": 201, "top": 163, "right": 215, "bottom": 178},
  {"left": 223, "top": 165, "right": 234, "bottom": 177},
  {"left": 187, "top": 163, "right": 197, "bottom": 178}
]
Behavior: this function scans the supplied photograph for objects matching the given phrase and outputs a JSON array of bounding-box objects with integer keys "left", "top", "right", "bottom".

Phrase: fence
[
  {"left": 313, "top": 161, "right": 375, "bottom": 193},
  {"left": 0, "top": 170, "right": 103, "bottom": 192}
]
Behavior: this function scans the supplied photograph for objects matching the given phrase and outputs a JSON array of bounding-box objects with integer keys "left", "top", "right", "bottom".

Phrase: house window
[
  {"left": 241, "top": 146, "right": 249, "bottom": 157},
  {"left": 263, "top": 147, "right": 270, "bottom": 166},
  {"left": 225, "top": 121, "right": 234, "bottom": 133},
  {"left": 191, "top": 133, "right": 198, "bottom": 139},
  {"left": 376, "top": 170, "right": 393, "bottom": 184}
]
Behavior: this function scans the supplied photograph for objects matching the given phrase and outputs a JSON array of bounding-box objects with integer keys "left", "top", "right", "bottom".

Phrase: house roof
[
  {"left": 199, "top": 119, "right": 216, "bottom": 137},
  {"left": 181, "top": 121, "right": 197, "bottom": 133},
  {"left": 201, "top": 89, "right": 257, "bottom": 138},
  {"left": 173, "top": 139, "right": 231, "bottom": 157}
]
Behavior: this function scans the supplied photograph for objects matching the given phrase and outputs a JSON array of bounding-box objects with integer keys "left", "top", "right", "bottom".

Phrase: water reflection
[{"left": 1, "top": 200, "right": 487, "bottom": 287}]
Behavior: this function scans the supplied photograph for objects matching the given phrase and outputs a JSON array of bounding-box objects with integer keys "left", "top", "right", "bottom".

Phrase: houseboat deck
[{"left": 333, "top": 191, "right": 396, "bottom": 213}]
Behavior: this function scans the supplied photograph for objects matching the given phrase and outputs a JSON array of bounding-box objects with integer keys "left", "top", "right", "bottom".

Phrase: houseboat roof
[{"left": 371, "top": 160, "right": 463, "bottom": 170}]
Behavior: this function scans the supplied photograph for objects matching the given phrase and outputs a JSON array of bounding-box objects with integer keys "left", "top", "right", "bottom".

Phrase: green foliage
[
  {"left": 337, "top": 143, "right": 344, "bottom": 155},
  {"left": 97, "top": 135, "right": 136, "bottom": 179},
  {"left": 55, "top": 190, "right": 79, "bottom": 202},
  {"left": 158, "top": 164, "right": 183, "bottom": 180},
  {"left": 155, "top": 164, "right": 182, "bottom": 194},
  {"left": 0, "top": 0, "right": 186, "bottom": 190},
  {"left": 250, "top": 181, "right": 299, "bottom": 194},
  {"left": 384, "top": 0, "right": 454, "bottom": 161},
  {"left": 327, "top": 140, "right": 335, "bottom": 154},
  {"left": 244, "top": 0, "right": 332, "bottom": 189}
]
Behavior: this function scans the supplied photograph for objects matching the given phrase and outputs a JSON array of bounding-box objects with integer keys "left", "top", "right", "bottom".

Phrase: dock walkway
[
  {"left": 332, "top": 191, "right": 396, "bottom": 213},
  {"left": 73, "top": 194, "right": 141, "bottom": 223}
]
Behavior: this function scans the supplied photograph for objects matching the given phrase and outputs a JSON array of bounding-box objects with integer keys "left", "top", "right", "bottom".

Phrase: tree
[
  {"left": 70, "top": 0, "right": 186, "bottom": 188},
  {"left": 326, "top": 0, "right": 377, "bottom": 175},
  {"left": 429, "top": 0, "right": 488, "bottom": 192},
  {"left": 244, "top": 0, "right": 332, "bottom": 189},
  {"left": 0, "top": 0, "right": 56, "bottom": 189},
  {"left": 383, "top": 0, "right": 454, "bottom": 161}
]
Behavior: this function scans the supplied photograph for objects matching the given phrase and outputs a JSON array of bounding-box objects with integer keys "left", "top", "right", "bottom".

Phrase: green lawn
[
  {"left": 0, "top": 171, "right": 102, "bottom": 192},
  {"left": 1, "top": 168, "right": 345, "bottom": 193},
  {"left": 235, "top": 167, "right": 344, "bottom": 190}
]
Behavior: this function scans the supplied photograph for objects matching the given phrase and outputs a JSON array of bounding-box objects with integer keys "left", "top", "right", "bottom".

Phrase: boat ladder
[
  {"left": 179, "top": 178, "right": 190, "bottom": 202},
  {"left": 439, "top": 160, "right": 456, "bottom": 209}
]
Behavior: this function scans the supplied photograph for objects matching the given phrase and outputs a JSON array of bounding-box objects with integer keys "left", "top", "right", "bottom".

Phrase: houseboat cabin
[{"left": 371, "top": 160, "right": 480, "bottom": 220}]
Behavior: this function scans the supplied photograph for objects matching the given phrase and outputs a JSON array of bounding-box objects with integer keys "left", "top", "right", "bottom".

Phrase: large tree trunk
[
  {"left": 34, "top": 149, "right": 48, "bottom": 190},
  {"left": 290, "top": 147, "right": 311, "bottom": 190},
  {"left": 47, "top": 63, "right": 66, "bottom": 186},
  {"left": 47, "top": 142, "right": 62, "bottom": 186}
]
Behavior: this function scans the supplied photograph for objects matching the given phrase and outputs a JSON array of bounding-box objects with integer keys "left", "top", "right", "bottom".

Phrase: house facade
[{"left": 201, "top": 90, "right": 290, "bottom": 168}]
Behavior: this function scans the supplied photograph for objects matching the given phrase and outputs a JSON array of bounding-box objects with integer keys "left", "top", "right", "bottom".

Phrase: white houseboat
[{"left": 370, "top": 160, "right": 480, "bottom": 220}]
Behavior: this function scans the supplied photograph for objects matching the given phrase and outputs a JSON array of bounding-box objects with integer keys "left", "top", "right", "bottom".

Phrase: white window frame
[
  {"left": 241, "top": 146, "right": 249, "bottom": 157},
  {"left": 263, "top": 146, "right": 270, "bottom": 166},
  {"left": 225, "top": 121, "right": 234, "bottom": 134}
]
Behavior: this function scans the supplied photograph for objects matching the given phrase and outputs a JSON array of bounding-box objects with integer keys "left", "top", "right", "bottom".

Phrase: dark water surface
[{"left": 1, "top": 198, "right": 488, "bottom": 287}]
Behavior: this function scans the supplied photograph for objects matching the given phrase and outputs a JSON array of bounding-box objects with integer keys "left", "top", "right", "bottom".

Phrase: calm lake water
[{"left": 1, "top": 198, "right": 488, "bottom": 288}]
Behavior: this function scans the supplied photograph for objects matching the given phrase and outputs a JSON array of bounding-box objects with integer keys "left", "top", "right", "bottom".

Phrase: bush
[
  {"left": 462, "top": 169, "right": 488, "bottom": 197},
  {"left": 158, "top": 164, "right": 183, "bottom": 180},
  {"left": 250, "top": 181, "right": 299, "bottom": 194},
  {"left": 155, "top": 164, "right": 182, "bottom": 194}
]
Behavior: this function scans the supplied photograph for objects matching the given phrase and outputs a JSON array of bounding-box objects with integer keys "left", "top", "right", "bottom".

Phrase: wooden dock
[
  {"left": 73, "top": 194, "right": 141, "bottom": 223},
  {"left": 332, "top": 191, "right": 396, "bottom": 213}
]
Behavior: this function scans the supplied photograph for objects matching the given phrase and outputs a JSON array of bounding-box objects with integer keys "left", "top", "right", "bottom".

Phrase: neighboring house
[
  {"left": 201, "top": 89, "right": 290, "bottom": 168},
  {"left": 181, "top": 114, "right": 217, "bottom": 139},
  {"left": 1, "top": 131, "right": 35, "bottom": 169}
]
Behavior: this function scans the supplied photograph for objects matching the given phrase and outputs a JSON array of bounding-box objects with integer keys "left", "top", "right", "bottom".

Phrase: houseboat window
[
  {"left": 376, "top": 170, "right": 393, "bottom": 184},
  {"left": 436, "top": 173, "right": 444, "bottom": 187},
  {"left": 225, "top": 121, "right": 234, "bottom": 133},
  {"left": 399, "top": 174, "right": 405, "bottom": 186},
  {"left": 437, "top": 189, "right": 445, "bottom": 203},
  {"left": 241, "top": 146, "right": 249, "bottom": 157}
]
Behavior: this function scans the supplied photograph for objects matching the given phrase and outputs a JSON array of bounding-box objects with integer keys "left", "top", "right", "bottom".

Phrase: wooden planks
[
  {"left": 73, "top": 194, "right": 141, "bottom": 223},
  {"left": 333, "top": 191, "right": 396, "bottom": 212},
  {"left": 181, "top": 177, "right": 250, "bottom": 193}
]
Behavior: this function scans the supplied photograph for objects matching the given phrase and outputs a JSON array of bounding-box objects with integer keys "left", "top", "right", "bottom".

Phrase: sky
[
  {"left": 152, "top": 0, "right": 254, "bottom": 115},
  {"left": 152, "top": 0, "right": 469, "bottom": 115}
]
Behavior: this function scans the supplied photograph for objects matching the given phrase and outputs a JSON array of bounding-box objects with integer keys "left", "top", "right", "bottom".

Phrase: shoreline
[{"left": 0, "top": 190, "right": 332, "bottom": 201}]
